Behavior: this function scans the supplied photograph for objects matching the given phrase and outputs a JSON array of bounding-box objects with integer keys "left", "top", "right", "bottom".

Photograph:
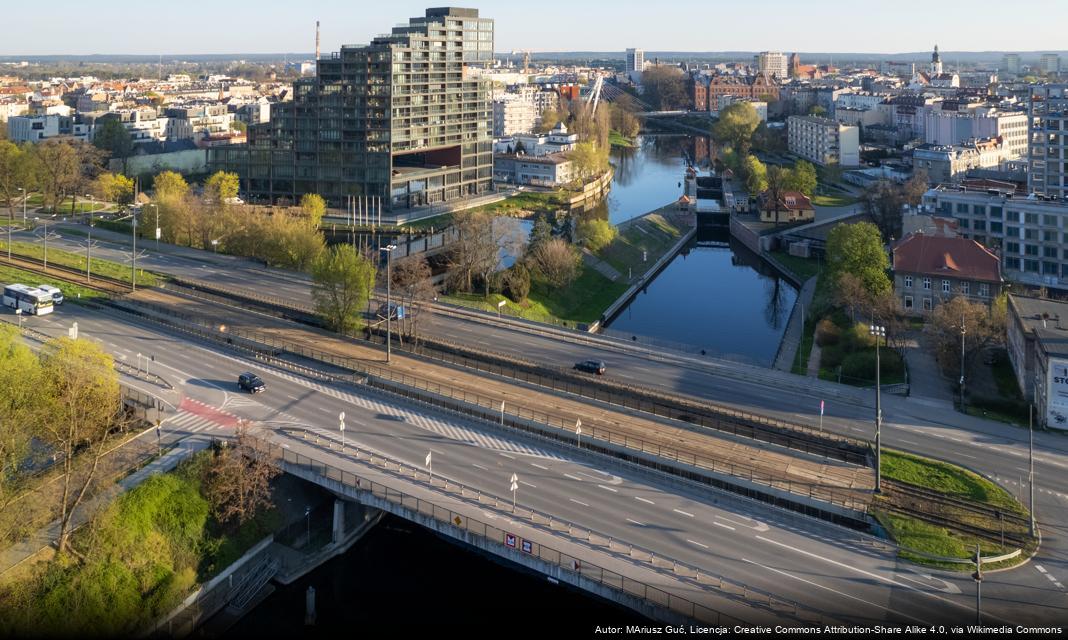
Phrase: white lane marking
[
  {"left": 530, "top": 463, "right": 548, "bottom": 470},
  {"left": 742, "top": 558, "right": 928, "bottom": 625},
  {"left": 563, "top": 473, "right": 583, "bottom": 481},
  {"left": 499, "top": 452, "right": 515, "bottom": 459},
  {"left": 713, "top": 521, "right": 736, "bottom": 531},
  {"left": 519, "top": 480, "right": 537, "bottom": 488},
  {"left": 716, "top": 515, "right": 769, "bottom": 532},
  {"left": 597, "top": 484, "right": 618, "bottom": 493},
  {"left": 755, "top": 536, "right": 1004, "bottom": 620},
  {"left": 900, "top": 438, "right": 919, "bottom": 445},
  {"left": 1036, "top": 565, "right": 1047, "bottom": 574},
  {"left": 687, "top": 539, "right": 709, "bottom": 549},
  {"left": 673, "top": 508, "right": 695, "bottom": 518},
  {"left": 318, "top": 407, "right": 331, "bottom": 413},
  {"left": 958, "top": 453, "right": 977, "bottom": 460},
  {"left": 635, "top": 496, "right": 655, "bottom": 505},
  {"left": 569, "top": 498, "right": 589, "bottom": 507},
  {"left": 626, "top": 518, "right": 645, "bottom": 526},
  {"left": 472, "top": 463, "right": 488, "bottom": 471}
]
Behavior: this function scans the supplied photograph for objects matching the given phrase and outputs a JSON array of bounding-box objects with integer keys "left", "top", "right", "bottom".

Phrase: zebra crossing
[{"left": 165, "top": 411, "right": 223, "bottom": 435}]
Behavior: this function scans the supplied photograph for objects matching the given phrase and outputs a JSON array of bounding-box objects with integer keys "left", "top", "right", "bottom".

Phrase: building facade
[
  {"left": 755, "top": 52, "right": 788, "bottom": 80},
  {"left": 923, "top": 106, "right": 1028, "bottom": 159},
  {"left": 912, "top": 137, "right": 1008, "bottom": 184},
  {"left": 625, "top": 48, "right": 645, "bottom": 73},
  {"left": 891, "top": 233, "right": 1002, "bottom": 315},
  {"left": 1028, "top": 84, "right": 1068, "bottom": 199},
  {"left": 787, "top": 115, "right": 859, "bottom": 166},
  {"left": 492, "top": 152, "right": 573, "bottom": 186},
  {"left": 1006, "top": 295, "right": 1068, "bottom": 430},
  {"left": 1041, "top": 54, "right": 1062, "bottom": 76},
  {"left": 491, "top": 95, "right": 537, "bottom": 137},
  {"left": 208, "top": 7, "right": 494, "bottom": 211},
  {"left": 1003, "top": 54, "right": 1021, "bottom": 76}
]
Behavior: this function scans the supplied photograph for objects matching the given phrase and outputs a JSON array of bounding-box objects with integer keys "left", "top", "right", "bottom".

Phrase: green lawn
[
  {"left": 444, "top": 266, "right": 628, "bottom": 326},
  {"left": 0, "top": 264, "right": 106, "bottom": 303},
  {"left": 609, "top": 131, "right": 637, "bottom": 148},
  {"left": 470, "top": 190, "right": 569, "bottom": 216},
  {"left": 881, "top": 449, "right": 1025, "bottom": 514},
  {"left": 812, "top": 193, "right": 860, "bottom": 208},
  {"left": 768, "top": 250, "right": 820, "bottom": 282},
  {"left": 597, "top": 213, "right": 683, "bottom": 276},
  {"left": 404, "top": 213, "right": 454, "bottom": 232},
  {"left": 875, "top": 510, "right": 1014, "bottom": 569},
  {"left": 0, "top": 238, "right": 159, "bottom": 288}
]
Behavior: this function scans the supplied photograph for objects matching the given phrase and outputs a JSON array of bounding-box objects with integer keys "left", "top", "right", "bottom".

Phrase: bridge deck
[{"left": 126, "top": 288, "right": 875, "bottom": 513}]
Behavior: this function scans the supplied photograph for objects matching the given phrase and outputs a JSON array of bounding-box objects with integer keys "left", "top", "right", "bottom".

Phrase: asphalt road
[{"left": 11, "top": 301, "right": 1064, "bottom": 625}]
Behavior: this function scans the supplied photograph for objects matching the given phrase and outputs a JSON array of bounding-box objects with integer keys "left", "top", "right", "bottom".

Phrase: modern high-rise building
[
  {"left": 754, "top": 52, "right": 788, "bottom": 79},
  {"left": 1003, "top": 53, "right": 1021, "bottom": 75},
  {"left": 1041, "top": 54, "right": 1062, "bottom": 76},
  {"left": 1028, "top": 84, "right": 1068, "bottom": 198},
  {"left": 208, "top": 7, "right": 495, "bottom": 211},
  {"left": 625, "top": 48, "right": 645, "bottom": 73}
]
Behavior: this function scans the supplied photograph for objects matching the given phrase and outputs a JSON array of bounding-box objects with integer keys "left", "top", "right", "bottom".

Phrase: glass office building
[{"left": 208, "top": 7, "right": 494, "bottom": 211}]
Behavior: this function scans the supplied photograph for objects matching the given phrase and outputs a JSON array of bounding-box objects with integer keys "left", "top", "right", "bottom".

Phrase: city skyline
[{"left": 3, "top": 0, "right": 1067, "bottom": 57}]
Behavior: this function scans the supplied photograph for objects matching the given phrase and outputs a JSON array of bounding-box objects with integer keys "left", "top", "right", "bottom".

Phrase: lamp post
[
  {"left": 17, "top": 187, "right": 24, "bottom": 223},
  {"left": 150, "top": 203, "right": 160, "bottom": 251},
  {"left": 339, "top": 412, "right": 345, "bottom": 451},
  {"left": 870, "top": 324, "right": 885, "bottom": 493},
  {"left": 131, "top": 212, "right": 138, "bottom": 291},
  {"left": 305, "top": 506, "right": 311, "bottom": 544},
  {"left": 380, "top": 244, "right": 397, "bottom": 364},
  {"left": 960, "top": 315, "right": 967, "bottom": 411},
  {"left": 85, "top": 193, "right": 93, "bottom": 226}
]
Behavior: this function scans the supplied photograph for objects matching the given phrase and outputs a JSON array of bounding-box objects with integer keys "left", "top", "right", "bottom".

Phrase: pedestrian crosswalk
[{"left": 164, "top": 411, "right": 223, "bottom": 435}]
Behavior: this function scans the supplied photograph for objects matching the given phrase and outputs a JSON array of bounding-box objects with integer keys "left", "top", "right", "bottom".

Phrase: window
[
  {"left": 904, "top": 276, "right": 913, "bottom": 288},
  {"left": 973, "top": 205, "right": 986, "bottom": 215},
  {"left": 1025, "top": 212, "right": 1039, "bottom": 224},
  {"left": 1045, "top": 262, "right": 1059, "bottom": 275},
  {"left": 1025, "top": 229, "right": 1038, "bottom": 240},
  {"left": 904, "top": 295, "right": 914, "bottom": 310},
  {"left": 979, "top": 283, "right": 990, "bottom": 297},
  {"left": 1006, "top": 256, "right": 1021, "bottom": 270},
  {"left": 1045, "top": 230, "right": 1058, "bottom": 242},
  {"left": 1025, "top": 259, "right": 1040, "bottom": 272},
  {"left": 961, "top": 281, "right": 970, "bottom": 295},
  {"left": 1007, "top": 226, "right": 1020, "bottom": 238},
  {"left": 1007, "top": 241, "right": 1020, "bottom": 254},
  {"left": 959, "top": 218, "right": 970, "bottom": 229},
  {"left": 1044, "top": 214, "right": 1058, "bottom": 226},
  {"left": 942, "top": 279, "right": 951, "bottom": 293},
  {"left": 1026, "top": 244, "right": 1039, "bottom": 256},
  {"left": 1007, "top": 210, "right": 1020, "bottom": 222},
  {"left": 923, "top": 298, "right": 933, "bottom": 311},
  {"left": 1046, "top": 246, "right": 1059, "bottom": 258},
  {"left": 922, "top": 277, "right": 931, "bottom": 290},
  {"left": 990, "top": 206, "right": 1003, "bottom": 219},
  {"left": 974, "top": 220, "right": 987, "bottom": 231},
  {"left": 957, "top": 203, "right": 969, "bottom": 214}
]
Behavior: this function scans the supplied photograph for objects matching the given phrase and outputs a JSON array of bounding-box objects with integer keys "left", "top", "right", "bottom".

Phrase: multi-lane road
[{"left": 7, "top": 222, "right": 1068, "bottom": 623}]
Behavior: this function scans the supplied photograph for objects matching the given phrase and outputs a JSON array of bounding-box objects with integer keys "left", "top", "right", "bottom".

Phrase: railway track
[
  {"left": 881, "top": 479, "right": 1032, "bottom": 546},
  {"left": 0, "top": 251, "right": 133, "bottom": 294}
]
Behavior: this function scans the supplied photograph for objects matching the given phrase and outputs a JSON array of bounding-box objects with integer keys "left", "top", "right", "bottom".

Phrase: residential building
[
  {"left": 625, "top": 48, "right": 645, "bottom": 74},
  {"left": 165, "top": 103, "right": 234, "bottom": 147},
  {"left": 702, "top": 74, "right": 779, "bottom": 108},
  {"left": 922, "top": 184, "right": 1068, "bottom": 288},
  {"left": 492, "top": 94, "right": 537, "bottom": 137},
  {"left": 755, "top": 52, "right": 788, "bottom": 80},
  {"left": 6, "top": 113, "right": 90, "bottom": 143},
  {"left": 1003, "top": 54, "right": 1021, "bottom": 76},
  {"left": 715, "top": 95, "right": 766, "bottom": 121},
  {"left": 1027, "top": 84, "right": 1068, "bottom": 199},
  {"left": 1006, "top": 295, "right": 1068, "bottom": 430},
  {"left": 101, "top": 107, "right": 169, "bottom": 145},
  {"left": 1041, "top": 54, "right": 1061, "bottom": 76},
  {"left": 756, "top": 190, "right": 814, "bottom": 224},
  {"left": 208, "top": 7, "right": 495, "bottom": 211},
  {"left": 787, "top": 115, "right": 860, "bottom": 166},
  {"left": 912, "top": 137, "right": 1008, "bottom": 184},
  {"left": 892, "top": 233, "right": 1002, "bottom": 315},
  {"left": 492, "top": 152, "right": 573, "bottom": 186},
  {"left": 924, "top": 106, "right": 1028, "bottom": 159}
]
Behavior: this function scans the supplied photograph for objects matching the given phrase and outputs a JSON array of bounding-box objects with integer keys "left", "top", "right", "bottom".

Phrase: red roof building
[{"left": 892, "top": 233, "right": 1002, "bottom": 314}]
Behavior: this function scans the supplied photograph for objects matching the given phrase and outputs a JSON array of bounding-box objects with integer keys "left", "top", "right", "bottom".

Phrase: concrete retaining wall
[{"left": 598, "top": 224, "right": 696, "bottom": 330}]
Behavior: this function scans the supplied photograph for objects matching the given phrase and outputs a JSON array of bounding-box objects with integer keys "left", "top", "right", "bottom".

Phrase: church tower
[{"left": 931, "top": 44, "right": 943, "bottom": 75}]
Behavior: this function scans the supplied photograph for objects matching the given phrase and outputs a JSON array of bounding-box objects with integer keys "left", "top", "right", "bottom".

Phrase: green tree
[
  {"left": 568, "top": 142, "right": 609, "bottom": 182},
  {"left": 94, "top": 172, "right": 135, "bottom": 209},
  {"left": 528, "top": 214, "right": 553, "bottom": 250},
  {"left": 640, "top": 66, "right": 688, "bottom": 111},
  {"left": 0, "top": 325, "right": 44, "bottom": 532},
  {"left": 31, "top": 140, "right": 81, "bottom": 213},
  {"left": 91, "top": 117, "right": 134, "bottom": 173},
  {"left": 204, "top": 170, "right": 239, "bottom": 203},
  {"left": 576, "top": 217, "right": 617, "bottom": 252},
  {"left": 808, "top": 105, "right": 828, "bottom": 117},
  {"left": 503, "top": 262, "right": 531, "bottom": 303},
  {"left": 152, "top": 170, "right": 189, "bottom": 203},
  {"left": 0, "top": 140, "right": 35, "bottom": 215},
  {"left": 300, "top": 193, "right": 326, "bottom": 228},
  {"left": 311, "top": 244, "right": 376, "bottom": 333},
  {"left": 713, "top": 102, "right": 761, "bottom": 157},
  {"left": 744, "top": 155, "right": 768, "bottom": 195},
  {"left": 825, "top": 221, "right": 891, "bottom": 300},
  {"left": 784, "top": 160, "right": 818, "bottom": 197}
]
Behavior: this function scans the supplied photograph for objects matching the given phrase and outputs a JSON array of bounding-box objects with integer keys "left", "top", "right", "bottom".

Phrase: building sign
[{"left": 1047, "top": 358, "right": 1068, "bottom": 429}]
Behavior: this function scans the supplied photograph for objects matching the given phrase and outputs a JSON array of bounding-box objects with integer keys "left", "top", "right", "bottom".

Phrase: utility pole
[
  {"left": 960, "top": 312, "right": 966, "bottom": 411},
  {"left": 380, "top": 244, "right": 397, "bottom": 363},
  {"left": 972, "top": 544, "right": 983, "bottom": 624},
  {"left": 870, "top": 324, "right": 885, "bottom": 492},
  {"left": 131, "top": 213, "right": 138, "bottom": 291},
  {"left": 1029, "top": 403, "right": 1036, "bottom": 537}
]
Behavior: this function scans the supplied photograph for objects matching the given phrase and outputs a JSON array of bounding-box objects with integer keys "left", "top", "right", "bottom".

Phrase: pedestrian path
[
  {"left": 580, "top": 248, "right": 622, "bottom": 282},
  {"left": 773, "top": 275, "right": 817, "bottom": 372}
]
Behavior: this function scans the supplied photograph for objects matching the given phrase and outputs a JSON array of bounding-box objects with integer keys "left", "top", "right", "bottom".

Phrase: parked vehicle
[
  {"left": 36, "top": 284, "right": 63, "bottom": 306},
  {"left": 238, "top": 372, "right": 266, "bottom": 393},
  {"left": 573, "top": 360, "right": 606, "bottom": 375}
]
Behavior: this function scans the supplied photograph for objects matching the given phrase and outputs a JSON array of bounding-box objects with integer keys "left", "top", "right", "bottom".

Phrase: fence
[
  {"left": 106, "top": 297, "right": 871, "bottom": 516},
  {"left": 247, "top": 432, "right": 832, "bottom": 626}
]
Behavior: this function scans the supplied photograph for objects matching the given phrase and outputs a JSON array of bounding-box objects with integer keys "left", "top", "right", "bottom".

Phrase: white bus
[{"left": 3, "top": 284, "right": 55, "bottom": 316}]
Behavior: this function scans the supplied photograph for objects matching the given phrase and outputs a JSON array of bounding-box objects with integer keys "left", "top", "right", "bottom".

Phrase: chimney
[{"left": 315, "top": 21, "right": 321, "bottom": 62}]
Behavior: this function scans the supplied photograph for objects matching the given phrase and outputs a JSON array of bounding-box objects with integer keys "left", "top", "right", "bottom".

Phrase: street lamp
[
  {"left": 17, "top": 187, "right": 26, "bottom": 223},
  {"left": 972, "top": 544, "right": 983, "bottom": 624},
  {"left": 870, "top": 324, "right": 885, "bottom": 493},
  {"left": 150, "top": 203, "right": 160, "bottom": 251},
  {"left": 339, "top": 411, "right": 345, "bottom": 451},
  {"left": 959, "top": 316, "right": 967, "bottom": 411},
  {"left": 380, "top": 244, "right": 397, "bottom": 364},
  {"left": 131, "top": 213, "right": 138, "bottom": 291}
]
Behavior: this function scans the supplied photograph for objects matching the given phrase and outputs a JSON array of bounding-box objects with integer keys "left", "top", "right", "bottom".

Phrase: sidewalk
[
  {"left": 900, "top": 329, "right": 954, "bottom": 405},
  {"left": 772, "top": 276, "right": 817, "bottom": 372}
]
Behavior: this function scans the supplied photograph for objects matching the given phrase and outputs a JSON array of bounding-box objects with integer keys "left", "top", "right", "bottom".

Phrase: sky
[{"left": 4, "top": 0, "right": 1067, "bottom": 56}]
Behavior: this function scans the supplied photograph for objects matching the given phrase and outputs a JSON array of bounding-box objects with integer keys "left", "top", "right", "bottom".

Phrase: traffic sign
[
  {"left": 521, "top": 539, "right": 532, "bottom": 554},
  {"left": 505, "top": 533, "right": 517, "bottom": 548},
  {"left": 425, "top": 451, "right": 432, "bottom": 468}
]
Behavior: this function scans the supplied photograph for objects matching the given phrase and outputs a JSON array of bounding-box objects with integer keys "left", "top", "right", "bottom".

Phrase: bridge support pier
[{"left": 332, "top": 499, "right": 345, "bottom": 545}]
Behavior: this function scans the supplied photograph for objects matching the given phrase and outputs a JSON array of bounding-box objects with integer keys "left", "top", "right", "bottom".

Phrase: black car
[
  {"left": 574, "top": 360, "right": 606, "bottom": 375},
  {"left": 238, "top": 372, "right": 266, "bottom": 393}
]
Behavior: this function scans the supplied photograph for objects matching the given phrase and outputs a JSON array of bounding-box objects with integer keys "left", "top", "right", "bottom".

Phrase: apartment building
[
  {"left": 1028, "top": 84, "right": 1068, "bottom": 199},
  {"left": 492, "top": 94, "right": 537, "bottom": 137},
  {"left": 209, "top": 7, "right": 495, "bottom": 211},
  {"left": 924, "top": 105, "right": 1028, "bottom": 158},
  {"left": 6, "top": 114, "right": 90, "bottom": 143},
  {"left": 912, "top": 137, "right": 1008, "bottom": 183},
  {"left": 755, "top": 52, "right": 788, "bottom": 80},
  {"left": 165, "top": 103, "right": 234, "bottom": 146},
  {"left": 787, "top": 115, "right": 859, "bottom": 167}
]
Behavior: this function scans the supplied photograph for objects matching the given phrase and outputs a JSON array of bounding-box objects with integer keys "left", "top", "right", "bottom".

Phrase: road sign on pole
[
  {"left": 339, "top": 411, "right": 346, "bottom": 450},
  {"left": 819, "top": 400, "right": 825, "bottom": 433},
  {"left": 500, "top": 399, "right": 505, "bottom": 426},
  {"left": 510, "top": 473, "right": 519, "bottom": 512},
  {"left": 425, "top": 451, "right": 432, "bottom": 482},
  {"left": 576, "top": 418, "right": 582, "bottom": 448}
]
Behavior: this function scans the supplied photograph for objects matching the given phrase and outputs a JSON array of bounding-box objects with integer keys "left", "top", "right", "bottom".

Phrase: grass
[
  {"left": 768, "top": 250, "right": 820, "bottom": 282},
  {"left": 874, "top": 510, "right": 1018, "bottom": 570},
  {"left": 609, "top": 130, "right": 637, "bottom": 148},
  {"left": 0, "top": 238, "right": 160, "bottom": 288},
  {"left": 0, "top": 264, "right": 106, "bottom": 302},
  {"left": 811, "top": 193, "right": 860, "bottom": 208},
  {"left": 881, "top": 449, "right": 1025, "bottom": 514},
  {"left": 404, "top": 212, "right": 454, "bottom": 232},
  {"left": 470, "top": 190, "right": 569, "bottom": 217},
  {"left": 597, "top": 213, "right": 683, "bottom": 276},
  {"left": 444, "top": 266, "right": 628, "bottom": 326}
]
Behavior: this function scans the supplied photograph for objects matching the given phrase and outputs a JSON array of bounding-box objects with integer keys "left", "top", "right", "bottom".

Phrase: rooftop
[
  {"left": 892, "top": 233, "right": 1001, "bottom": 283},
  {"left": 1009, "top": 295, "right": 1068, "bottom": 358}
]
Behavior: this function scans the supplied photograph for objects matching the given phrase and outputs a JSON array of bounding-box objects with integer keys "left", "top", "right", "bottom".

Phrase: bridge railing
[{"left": 246, "top": 432, "right": 832, "bottom": 626}]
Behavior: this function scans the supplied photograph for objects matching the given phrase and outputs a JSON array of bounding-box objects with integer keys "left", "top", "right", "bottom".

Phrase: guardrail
[{"left": 247, "top": 431, "right": 832, "bottom": 626}]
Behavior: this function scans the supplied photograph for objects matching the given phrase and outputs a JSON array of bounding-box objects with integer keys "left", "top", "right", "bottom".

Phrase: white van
[{"left": 37, "top": 285, "right": 63, "bottom": 306}]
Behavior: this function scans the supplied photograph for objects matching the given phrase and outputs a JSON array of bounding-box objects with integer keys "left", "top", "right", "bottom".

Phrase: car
[
  {"left": 574, "top": 360, "right": 606, "bottom": 375},
  {"left": 36, "top": 285, "right": 63, "bottom": 306},
  {"left": 238, "top": 372, "right": 266, "bottom": 393}
]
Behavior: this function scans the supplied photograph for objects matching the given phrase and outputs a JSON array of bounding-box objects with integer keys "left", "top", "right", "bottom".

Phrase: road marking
[
  {"left": 673, "top": 508, "right": 694, "bottom": 518},
  {"left": 563, "top": 473, "right": 583, "bottom": 481},
  {"left": 597, "top": 484, "right": 618, "bottom": 493},
  {"left": 569, "top": 498, "right": 589, "bottom": 507},
  {"left": 900, "top": 438, "right": 919, "bottom": 445},
  {"left": 1036, "top": 565, "right": 1047, "bottom": 573},
  {"left": 686, "top": 539, "right": 709, "bottom": 549},
  {"left": 499, "top": 452, "right": 515, "bottom": 459},
  {"left": 530, "top": 463, "right": 548, "bottom": 470},
  {"left": 958, "top": 453, "right": 977, "bottom": 460},
  {"left": 626, "top": 518, "right": 645, "bottom": 526},
  {"left": 742, "top": 558, "right": 928, "bottom": 625},
  {"left": 713, "top": 521, "right": 735, "bottom": 531},
  {"left": 318, "top": 407, "right": 331, "bottom": 413},
  {"left": 519, "top": 481, "right": 537, "bottom": 488},
  {"left": 635, "top": 496, "right": 655, "bottom": 505},
  {"left": 472, "top": 463, "right": 488, "bottom": 471}
]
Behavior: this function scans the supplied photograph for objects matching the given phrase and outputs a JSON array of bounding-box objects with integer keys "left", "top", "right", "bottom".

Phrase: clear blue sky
[{"left": 5, "top": 0, "right": 1066, "bottom": 56}]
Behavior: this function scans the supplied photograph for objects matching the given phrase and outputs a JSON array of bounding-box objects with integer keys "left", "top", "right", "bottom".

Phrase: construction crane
[{"left": 510, "top": 49, "right": 532, "bottom": 74}]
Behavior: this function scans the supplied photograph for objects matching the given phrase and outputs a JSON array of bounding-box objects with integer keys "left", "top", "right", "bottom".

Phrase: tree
[
  {"left": 204, "top": 425, "right": 279, "bottom": 530},
  {"left": 529, "top": 238, "right": 579, "bottom": 287},
  {"left": 765, "top": 165, "right": 787, "bottom": 225},
  {"left": 502, "top": 262, "right": 531, "bottom": 303},
  {"left": 152, "top": 170, "right": 189, "bottom": 203},
  {"left": 528, "top": 214, "right": 553, "bottom": 250},
  {"left": 825, "top": 221, "right": 892, "bottom": 300},
  {"left": 311, "top": 244, "right": 376, "bottom": 333},
  {"left": 640, "top": 66, "right": 688, "bottom": 111},
  {"left": 300, "top": 193, "right": 326, "bottom": 228},
  {"left": 38, "top": 337, "right": 123, "bottom": 553},
  {"left": 576, "top": 217, "right": 617, "bottom": 252},
  {"left": 568, "top": 142, "right": 609, "bottom": 182},
  {"left": 446, "top": 211, "right": 524, "bottom": 296},
  {"left": 713, "top": 102, "right": 761, "bottom": 157},
  {"left": 784, "top": 160, "right": 818, "bottom": 197},
  {"left": 902, "top": 169, "right": 929, "bottom": 205},
  {"left": 230, "top": 120, "right": 248, "bottom": 133},
  {"left": 31, "top": 140, "right": 81, "bottom": 213},
  {"left": 204, "top": 171, "right": 239, "bottom": 203},
  {"left": 536, "top": 107, "right": 564, "bottom": 133},
  {"left": 864, "top": 179, "right": 910, "bottom": 240},
  {"left": 390, "top": 256, "right": 436, "bottom": 343},
  {"left": 91, "top": 117, "right": 134, "bottom": 173},
  {"left": 835, "top": 272, "right": 872, "bottom": 323},
  {"left": 0, "top": 140, "right": 35, "bottom": 215},
  {"left": 94, "top": 172, "right": 135, "bottom": 209},
  {"left": 744, "top": 155, "right": 768, "bottom": 195},
  {"left": 0, "top": 325, "right": 44, "bottom": 534},
  {"left": 808, "top": 105, "right": 828, "bottom": 117},
  {"left": 927, "top": 295, "right": 1004, "bottom": 380}
]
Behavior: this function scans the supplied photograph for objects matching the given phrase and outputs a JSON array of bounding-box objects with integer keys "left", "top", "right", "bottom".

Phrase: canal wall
[{"left": 594, "top": 206, "right": 696, "bottom": 332}]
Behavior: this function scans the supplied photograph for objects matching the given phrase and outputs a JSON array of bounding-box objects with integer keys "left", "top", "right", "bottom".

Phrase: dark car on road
[
  {"left": 574, "top": 360, "right": 606, "bottom": 375},
  {"left": 238, "top": 372, "right": 266, "bottom": 393}
]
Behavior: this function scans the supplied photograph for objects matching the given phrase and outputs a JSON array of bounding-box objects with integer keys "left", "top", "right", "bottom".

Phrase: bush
[
  {"left": 503, "top": 263, "right": 531, "bottom": 302},
  {"left": 840, "top": 350, "right": 903, "bottom": 383},
  {"left": 844, "top": 322, "right": 877, "bottom": 351},
  {"left": 814, "top": 318, "right": 841, "bottom": 346}
]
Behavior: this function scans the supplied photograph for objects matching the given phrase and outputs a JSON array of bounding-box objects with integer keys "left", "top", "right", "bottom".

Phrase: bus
[{"left": 3, "top": 284, "right": 55, "bottom": 316}]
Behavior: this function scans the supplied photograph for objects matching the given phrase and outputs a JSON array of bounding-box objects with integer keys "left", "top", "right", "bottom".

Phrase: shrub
[
  {"left": 503, "top": 263, "right": 531, "bottom": 302},
  {"left": 814, "top": 318, "right": 841, "bottom": 346},
  {"left": 841, "top": 350, "right": 903, "bottom": 383}
]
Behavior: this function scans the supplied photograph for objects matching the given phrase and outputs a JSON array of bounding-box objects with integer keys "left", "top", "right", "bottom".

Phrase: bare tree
[
  {"left": 529, "top": 238, "right": 580, "bottom": 287},
  {"left": 446, "top": 212, "right": 526, "bottom": 296},
  {"left": 391, "top": 255, "right": 436, "bottom": 344},
  {"left": 204, "top": 424, "right": 279, "bottom": 529},
  {"left": 926, "top": 295, "right": 1004, "bottom": 377}
]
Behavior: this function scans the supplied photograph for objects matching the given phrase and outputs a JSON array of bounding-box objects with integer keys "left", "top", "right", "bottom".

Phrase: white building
[
  {"left": 787, "top": 115, "right": 860, "bottom": 167},
  {"left": 492, "top": 94, "right": 538, "bottom": 137},
  {"left": 1041, "top": 54, "right": 1061, "bottom": 76},
  {"left": 493, "top": 121, "right": 578, "bottom": 157},
  {"left": 164, "top": 103, "right": 234, "bottom": 145},
  {"left": 7, "top": 114, "right": 89, "bottom": 144},
  {"left": 923, "top": 106, "right": 1028, "bottom": 159},
  {"left": 716, "top": 95, "right": 767, "bottom": 122},
  {"left": 834, "top": 91, "right": 889, "bottom": 112},
  {"left": 755, "top": 52, "right": 788, "bottom": 80},
  {"left": 625, "top": 48, "right": 645, "bottom": 73},
  {"left": 912, "top": 137, "right": 1008, "bottom": 183},
  {"left": 1003, "top": 54, "right": 1021, "bottom": 76}
]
